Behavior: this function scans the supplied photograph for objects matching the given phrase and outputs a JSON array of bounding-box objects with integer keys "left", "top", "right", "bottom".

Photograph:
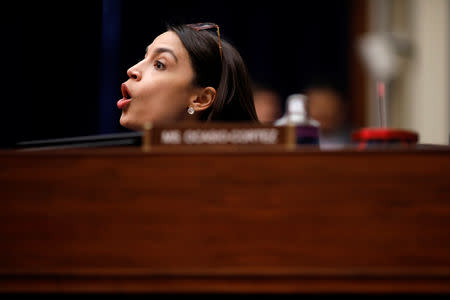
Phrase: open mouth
[
  {"left": 121, "top": 83, "right": 132, "bottom": 99},
  {"left": 117, "top": 83, "right": 133, "bottom": 109}
]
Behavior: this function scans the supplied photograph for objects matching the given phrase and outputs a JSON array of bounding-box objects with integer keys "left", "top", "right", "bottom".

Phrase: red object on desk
[{"left": 352, "top": 128, "right": 419, "bottom": 148}]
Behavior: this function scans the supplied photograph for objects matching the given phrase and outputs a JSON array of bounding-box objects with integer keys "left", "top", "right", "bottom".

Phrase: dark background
[{"left": 1, "top": 0, "right": 351, "bottom": 148}]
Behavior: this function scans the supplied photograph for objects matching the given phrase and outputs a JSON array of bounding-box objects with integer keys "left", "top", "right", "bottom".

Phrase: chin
[{"left": 119, "top": 115, "right": 139, "bottom": 131}]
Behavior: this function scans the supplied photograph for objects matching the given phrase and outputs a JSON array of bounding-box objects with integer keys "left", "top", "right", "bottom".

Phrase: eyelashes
[{"left": 153, "top": 60, "right": 166, "bottom": 71}]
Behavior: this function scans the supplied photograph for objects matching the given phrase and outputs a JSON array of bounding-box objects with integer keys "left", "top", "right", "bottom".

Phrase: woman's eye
[{"left": 154, "top": 60, "right": 166, "bottom": 70}]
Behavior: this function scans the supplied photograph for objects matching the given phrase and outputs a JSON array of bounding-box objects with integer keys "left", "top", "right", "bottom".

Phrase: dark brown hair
[{"left": 168, "top": 24, "right": 258, "bottom": 122}]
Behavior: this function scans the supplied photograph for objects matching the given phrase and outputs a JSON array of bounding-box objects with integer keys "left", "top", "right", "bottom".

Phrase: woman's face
[{"left": 118, "top": 31, "right": 198, "bottom": 130}]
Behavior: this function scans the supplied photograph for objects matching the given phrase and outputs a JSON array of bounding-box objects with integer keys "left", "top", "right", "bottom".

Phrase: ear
[{"left": 190, "top": 87, "right": 216, "bottom": 112}]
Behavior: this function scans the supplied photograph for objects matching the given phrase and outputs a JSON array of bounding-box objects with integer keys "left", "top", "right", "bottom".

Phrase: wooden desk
[{"left": 1, "top": 147, "right": 450, "bottom": 294}]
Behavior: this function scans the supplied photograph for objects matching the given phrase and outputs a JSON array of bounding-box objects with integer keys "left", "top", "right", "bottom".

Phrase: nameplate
[{"left": 141, "top": 122, "right": 318, "bottom": 151}]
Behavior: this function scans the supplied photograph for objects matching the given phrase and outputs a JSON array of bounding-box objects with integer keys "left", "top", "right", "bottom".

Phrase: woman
[{"left": 117, "top": 23, "right": 258, "bottom": 130}]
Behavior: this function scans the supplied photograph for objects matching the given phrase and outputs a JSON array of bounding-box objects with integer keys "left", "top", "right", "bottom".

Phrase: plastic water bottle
[{"left": 274, "top": 94, "right": 320, "bottom": 145}]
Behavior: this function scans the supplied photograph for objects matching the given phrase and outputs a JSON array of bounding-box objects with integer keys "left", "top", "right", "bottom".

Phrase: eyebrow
[{"left": 146, "top": 46, "right": 178, "bottom": 63}]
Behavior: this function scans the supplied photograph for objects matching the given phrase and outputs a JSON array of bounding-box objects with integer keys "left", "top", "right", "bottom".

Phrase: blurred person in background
[
  {"left": 306, "top": 84, "right": 351, "bottom": 149},
  {"left": 252, "top": 82, "right": 283, "bottom": 124}
]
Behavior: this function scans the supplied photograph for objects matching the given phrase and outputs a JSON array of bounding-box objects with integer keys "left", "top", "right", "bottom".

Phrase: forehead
[{"left": 147, "top": 31, "right": 186, "bottom": 56}]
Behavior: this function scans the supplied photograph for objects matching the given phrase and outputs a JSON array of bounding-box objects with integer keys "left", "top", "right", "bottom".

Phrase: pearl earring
[{"left": 187, "top": 107, "right": 195, "bottom": 115}]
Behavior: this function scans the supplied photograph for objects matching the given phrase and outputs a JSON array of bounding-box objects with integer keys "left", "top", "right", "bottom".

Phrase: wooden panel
[{"left": 0, "top": 147, "right": 450, "bottom": 293}]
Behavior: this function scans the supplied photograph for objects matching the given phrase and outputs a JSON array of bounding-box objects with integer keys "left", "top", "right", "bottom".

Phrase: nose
[{"left": 127, "top": 64, "right": 141, "bottom": 81}]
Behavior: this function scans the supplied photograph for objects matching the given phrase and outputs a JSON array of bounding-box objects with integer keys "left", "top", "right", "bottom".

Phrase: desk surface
[{"left": 1, "top": 147, "right": 450, "bottom": 294}]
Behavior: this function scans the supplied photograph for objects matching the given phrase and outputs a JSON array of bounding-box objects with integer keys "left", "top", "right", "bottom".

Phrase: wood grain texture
[{"left": 1, "top": 147, "right": 449, "bottom": 293}]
